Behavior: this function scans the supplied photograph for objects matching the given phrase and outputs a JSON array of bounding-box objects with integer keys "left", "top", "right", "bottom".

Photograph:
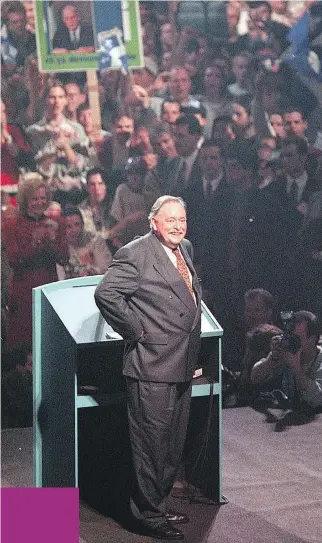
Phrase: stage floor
[{"left": 2, "top": 407, "right": 321, "bottom": 542}]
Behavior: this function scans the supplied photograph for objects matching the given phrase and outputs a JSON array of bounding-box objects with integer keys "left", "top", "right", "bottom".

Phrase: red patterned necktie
[{"left": 173, "top": 247, "right": 194, "bottom": 298}]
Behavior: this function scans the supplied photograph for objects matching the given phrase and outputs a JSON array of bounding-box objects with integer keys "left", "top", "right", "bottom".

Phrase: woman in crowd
[
  {"left": 197, "top": 63, "right": 232, "bottom": 139},
  {"left": 78, "top": 167, "right": 116, "bottom": 241},
  {"left": 2, "top": 175, "right": 68, "bottom": 349},
  {"left": 1, "top": 98, "right": 33, "bottom": 205},
  {"left": 57, "top": 207, "right": 112, "bottom": 280}
]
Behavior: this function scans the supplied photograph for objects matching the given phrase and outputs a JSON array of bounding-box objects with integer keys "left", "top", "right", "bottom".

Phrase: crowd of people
[{"left": 1, "top": 0, "right": 322, "bottom": 427}]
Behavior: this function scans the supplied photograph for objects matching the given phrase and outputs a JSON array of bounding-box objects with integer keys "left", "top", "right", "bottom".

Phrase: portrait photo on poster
[{"left": 50, "top": 1, "right": 95, "bottom": 55}]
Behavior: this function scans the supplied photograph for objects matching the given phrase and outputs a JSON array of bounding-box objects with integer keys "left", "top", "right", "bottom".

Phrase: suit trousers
[{"left": 126, "top": 377, "right": 192, "bottom": 528}]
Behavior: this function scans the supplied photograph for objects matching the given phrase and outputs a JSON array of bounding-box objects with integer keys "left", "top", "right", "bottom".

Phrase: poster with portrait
[{"left": 35, "top": 0, "right": 143, "bottom": 72}]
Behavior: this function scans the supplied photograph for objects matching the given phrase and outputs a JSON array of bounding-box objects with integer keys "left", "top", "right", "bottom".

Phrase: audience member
[
  {"left": 269, "top": 0, "right": 297, "bottom": 27},
  {"left": 172, "top": 113, "right": 204, "bottom": 187},
  {"left": 144, "top": 123, "right": 185, "bottom": 207},
  {"left": 77, "top": 102, "right": 110, "bottom": 168},
  {"left": 185, "top": 140, "right": 234, "bottom": 315},
  {"left": 44, "top": 200, "right": 62, "bottom": 221},
  {"left": 283, "top": 106, "right": 308, "bottom": 139},
  {"left": 158, "top": 67, "right": 199, "bottom": 109},
  {"left": 26, "top": 82, "right": 90, "bottom": 206},
  {"left": 99, "top": 111, "right": 134, "bottom": 173},
  {"left": 227, "top": 51, "right": 254, "bottom": 99},
  {"left": 1, "top": 175, "right": 68, "bottom": 349},
  {"left": 57, "top": 207, "right": 112, "bottom": 280},
  {"left": 268, "top": 111, "right": 286, "bottom": 141},
  {"left": 251, "top": 310, "right": 322, "bottom": 412},
  {"left": 279, "top": 136, "right": 320, "bottom": 211},
  {"left": 64, "top": 81, "right": 86, "bottom": 122},
  {"left": 181, "top": 38, "right": 205, "bottom": 94},
  {"left": 226, "top": 0, "right": 244, "bottom": 43},
  {"left": 23, "top": 1, "right": 36, "bottom": 34},
  {"left": 252, "top": 68, "right": 285, "bottom": 138},
  {"left": 123, "top": 84, "right": 158, "bottom": 129},
  {"left": 238, "top": 323, "right": 283, "bottom": 406},
  {"left": 211, "top": 115, "right": 237, "bottom": 154},
  {"left": 109, "top": 157, "right": 150, "bottom": 246},
  {"left": 1, "top": 2, "right": 36, "bottom": 75},
  {"left": 198, "top": 64, "right": 232, "bottom": 139},
  {"left": 78, "top": 168, "right": 116, "bottom": 241},
  {"left": 128, "top": 124, "right": 154, "bottom": 157},
  {"left": 232, "top": 96, "right": 256, "bottom": 143},
  {"left": 222, "top": 288, "right": 278, "bottom": 375},
  {"left": 161, "top": 98, "right": 181, "bottom": 126},
  {"left": 1, "top": 98, "right": 33, "bottom": 203},
  {"left": 283, "top": 105, "right": 322, "bottom": 167},
  {"left": 238, "top": 141, "right": 308, "bottom": 303},
  {"left": 97, "top": 69, "right": 122, "bottom": 132},
  {"left": 142, "top": 17, "right": 160, "bottom": 64},
  {"left": 180, "top": 102, "right": 208, "bottom": 133},
  {"left": 244, "top": 288, "right": 277, "bottom": 332},
  {"left": 234, "top": 0, "right": 289, "bottom": 56},
  {"left": 160, "top": 21, "right": 177, "bottom": 54}
]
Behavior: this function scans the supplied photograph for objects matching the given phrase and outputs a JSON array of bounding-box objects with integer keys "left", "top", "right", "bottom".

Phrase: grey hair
[{"left": 148, "top": 195, "right": 186, "bottom": 226}]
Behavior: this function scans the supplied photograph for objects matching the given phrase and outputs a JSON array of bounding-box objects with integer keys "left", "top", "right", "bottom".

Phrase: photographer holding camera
[{"left": 251, "top": 311, "right": 322, "bottom": 411}]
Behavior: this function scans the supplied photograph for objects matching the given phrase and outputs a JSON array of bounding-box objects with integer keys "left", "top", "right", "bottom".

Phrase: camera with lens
[{"left": 279, "top": 311, "right": 301, "bottom": 354}]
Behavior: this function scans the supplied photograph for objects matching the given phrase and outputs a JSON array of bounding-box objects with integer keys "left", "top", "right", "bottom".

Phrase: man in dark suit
[
  {"left": 185, "top": 140, "right": 234, "bottom": 317},
  {"left": 52, "top": 4, "right": 95, "bottom": 54},
  {"left": 172, "top": 114, "right": 204, "bottom": 189},
  {"left": 95, "top": 196, "right": 202, "bottom": 540}
]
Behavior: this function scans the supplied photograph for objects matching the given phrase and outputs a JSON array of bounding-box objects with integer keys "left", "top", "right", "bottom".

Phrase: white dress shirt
[
  {"left": 202, "top": 173, "right": 223, "bottom": 197},
  {"left": 162, "top": 244, "right": 193, "bottom": 284},
  {"left": 286, "top": 171, "right": 308, "bottom": 203}
]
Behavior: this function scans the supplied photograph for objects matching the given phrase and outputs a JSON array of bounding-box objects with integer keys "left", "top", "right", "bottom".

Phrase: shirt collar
[
  {"left": 286, "top": 171, "right": 308, "bottom": 201},
  {"left": 286, "top": 171, "right": 308, "bottom": 186},
  {"left": 202, "top": 173, "right": 223, "bottom": 192}
]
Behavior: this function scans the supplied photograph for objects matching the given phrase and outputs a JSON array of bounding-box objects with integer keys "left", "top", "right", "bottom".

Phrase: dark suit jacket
[
  {"left": 5, "top": 30, "right": 36, "bottom": 67},
  {"left": 269, "top": 171, "right": 320, "bottom": 207},
  {"left": 53, "top": 24, "right": 94, "bottom": 51},
  {"left": 95, "top": 232, "right": 202, "bottom": 383},
  {"left": 185, "top": 176, "right": 234, "bottom": 273}
]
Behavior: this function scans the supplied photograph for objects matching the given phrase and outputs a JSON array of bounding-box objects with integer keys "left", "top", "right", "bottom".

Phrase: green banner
[{"left": 35, "top": 0, "right": 143, "bottom": 72}]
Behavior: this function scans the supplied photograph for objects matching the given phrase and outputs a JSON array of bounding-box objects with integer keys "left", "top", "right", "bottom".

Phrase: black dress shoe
[
  {"left": 144, "top": 521, "right": 184, "bottom": 540},
  {"left": 166, "top": 510, "right": 190, "bottom": 524}
]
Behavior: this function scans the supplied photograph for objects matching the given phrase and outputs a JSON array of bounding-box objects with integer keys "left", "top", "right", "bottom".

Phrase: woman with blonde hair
[{"left": 2, "top": 174, "right": 68, "bottom": 349}]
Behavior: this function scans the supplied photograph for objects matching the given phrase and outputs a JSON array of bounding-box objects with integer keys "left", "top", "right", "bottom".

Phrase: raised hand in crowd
[
  {"left": 124, "top": 84, "right": 150, "bottom": 109},
  {"left": 142, "top": 152, "right": 158, "bottom": 170}
]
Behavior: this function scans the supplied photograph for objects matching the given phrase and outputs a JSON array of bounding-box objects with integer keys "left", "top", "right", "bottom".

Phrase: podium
[{"left": 33, "top": 276, "right": 224, "bottom": 502}]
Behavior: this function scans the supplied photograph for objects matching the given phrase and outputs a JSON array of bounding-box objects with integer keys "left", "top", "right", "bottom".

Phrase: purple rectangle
[{"left": 1, "top": 488, "right": 79, "bottom": 542}]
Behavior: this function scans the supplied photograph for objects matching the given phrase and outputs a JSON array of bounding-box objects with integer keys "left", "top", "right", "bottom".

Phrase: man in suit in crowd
[
  {"left": 95, "top": 196, "right": 202, "bottom": 540},
  {"left": 278, "top": 136, "right": 320, "bottom": 218},
  {"left": 52, "top": 4, "right": 95, "bottom": 54},
  {"left": 185, "top": 140, "right": 234, "bottom": 317},
  {"left": 172, "top": 113, "right": 204, "bottom": 189}
]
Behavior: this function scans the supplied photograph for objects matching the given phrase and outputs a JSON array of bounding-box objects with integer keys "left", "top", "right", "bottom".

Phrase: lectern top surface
[{"left": 42, "top": 283, "right": 222, "bottom": 344}]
